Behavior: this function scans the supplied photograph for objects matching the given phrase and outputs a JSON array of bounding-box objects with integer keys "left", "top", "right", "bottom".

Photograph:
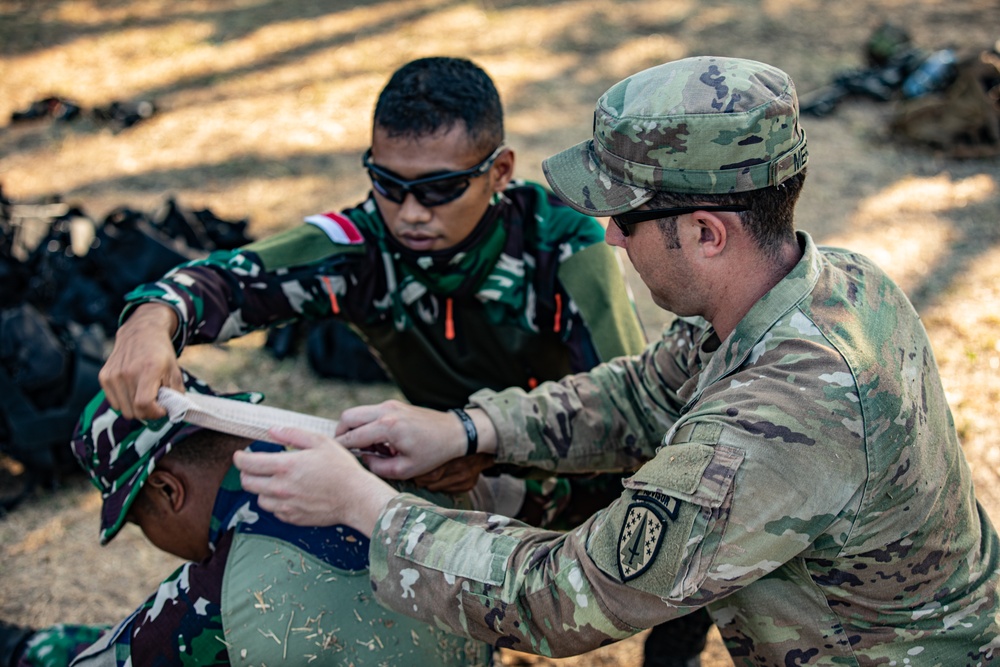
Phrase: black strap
[{"left": 449, "top": 408, "right": 478, "bottom": 457}]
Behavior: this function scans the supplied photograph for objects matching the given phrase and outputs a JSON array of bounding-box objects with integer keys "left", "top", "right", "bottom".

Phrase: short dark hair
[
  {"left": 166, "top": 429, "right": 249, "bottom": 467},
  {"left": 131, "top": 430, "right": 247, "bottom": 518},
  {"left": 373, "top": 57, "right": 504, "bottom": 152},
  {"left": 649, "top": 169, "right": 807, "bottom": 260}
]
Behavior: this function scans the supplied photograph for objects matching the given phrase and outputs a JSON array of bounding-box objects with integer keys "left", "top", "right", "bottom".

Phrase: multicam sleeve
[
  {"left": 369, "top": 408, "right": 865, "bottom": 658},
  {"left": 119, "top": 224, "right": 361, "bottom": 351},
  {"left": 469, "top": 319, "right": 703, "bottom": 473},
  {"left": 368, "top": 493, "right": 653, "bottom": 657},
  {"left": 370, "top": 434, "right": 743, "bottom": 657}
]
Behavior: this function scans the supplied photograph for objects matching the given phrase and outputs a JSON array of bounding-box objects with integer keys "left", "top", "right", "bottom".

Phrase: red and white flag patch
[{"left": 304, "top": 212, "right": 364, "bottom": 245}]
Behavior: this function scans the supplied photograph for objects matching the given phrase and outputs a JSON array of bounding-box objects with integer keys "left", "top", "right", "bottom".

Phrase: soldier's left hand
[{"left": 234, "top": 427, "right": 398, "bottom": 533}]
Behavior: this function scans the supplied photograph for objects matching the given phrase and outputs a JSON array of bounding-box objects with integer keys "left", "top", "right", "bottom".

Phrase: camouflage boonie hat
[
  {"left": 542, "top": 56, "right": 809, "bottom": 216},
  {"left": 70, "top": 371, "right": 262, "bottom": 545}
]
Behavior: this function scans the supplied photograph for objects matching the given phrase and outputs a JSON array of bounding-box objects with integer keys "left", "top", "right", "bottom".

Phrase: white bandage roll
[{"left": 157, "top": 387, "right": 340, "bottom": 442}]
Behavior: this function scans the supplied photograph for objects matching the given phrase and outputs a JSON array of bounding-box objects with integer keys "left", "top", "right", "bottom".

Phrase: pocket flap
[{"left": 623, "top": 442, "right": 743, "bottom": 510}]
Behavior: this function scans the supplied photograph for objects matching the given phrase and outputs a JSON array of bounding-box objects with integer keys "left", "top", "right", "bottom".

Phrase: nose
[
  {"left": 604, "top": 218, "right": 626, "bottom": 248},
  {"left": 398, "top": 192, "right": 433, "bottom": 224}
]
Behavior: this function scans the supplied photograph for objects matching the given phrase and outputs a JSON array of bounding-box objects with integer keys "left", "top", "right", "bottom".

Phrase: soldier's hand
[
  {"left": 234, "top": 427, "right": 397, "bottom": 533},
  {"left": 99, "top": 303, "right": 183, "bottom": 420},
  {"left": 413, "top": 453, "right": 495, "bottom": 493},
  {"left": 335, "top": 400, "right": 497, "bottom": 480}
]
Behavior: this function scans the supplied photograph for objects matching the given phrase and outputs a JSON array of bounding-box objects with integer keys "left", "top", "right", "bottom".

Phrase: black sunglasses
[
  {"left": 362, "top": 145, "right": 505, "bottom": 208},
  {"left": 611, "top": 205, "right": 750, "bottom": 237}
]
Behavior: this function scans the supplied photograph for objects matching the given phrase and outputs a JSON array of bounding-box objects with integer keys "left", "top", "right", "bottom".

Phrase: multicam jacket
[
  {"left": 367, "top": 232, "right": 1000, "bottom": 665},
  {"left": 56, "top": 442, "right": 491, "bottom": 667},
  {"left": 121, "top": 181, "right": 645, "bottom": 410}
]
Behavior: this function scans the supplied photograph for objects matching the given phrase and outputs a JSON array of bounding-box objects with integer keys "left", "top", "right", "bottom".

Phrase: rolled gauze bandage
[{"left": 157, "top": 386, "right": 339, "bottom": 443}]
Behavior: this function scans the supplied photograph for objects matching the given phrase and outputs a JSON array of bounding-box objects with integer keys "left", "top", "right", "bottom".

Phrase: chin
[
  {"left": 649, "top": 293, "right": 672, "bottom": 312},
  {"left": 400, "top": 237, "right": 444, "bottom": 253}
]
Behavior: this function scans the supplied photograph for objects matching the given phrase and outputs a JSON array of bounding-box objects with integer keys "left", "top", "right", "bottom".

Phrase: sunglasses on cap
[
  {"left": 611, "top": 205, "right": 750, "bottom": 237},
  {"left": 362, "top": 145, "right": 505, "bottom": 208}
]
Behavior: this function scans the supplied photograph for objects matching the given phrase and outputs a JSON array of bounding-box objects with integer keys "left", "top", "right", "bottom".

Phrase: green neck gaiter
[{"left": 361, "top": 194, "right": 507, "bottom": 298}]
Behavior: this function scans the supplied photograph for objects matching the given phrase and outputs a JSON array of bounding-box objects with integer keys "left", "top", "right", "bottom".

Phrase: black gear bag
[{"left": 0, "top": 303, "right": 104, "bottom": 512}]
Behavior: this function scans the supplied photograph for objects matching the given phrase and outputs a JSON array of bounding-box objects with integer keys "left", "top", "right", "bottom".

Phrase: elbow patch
[{"left": 394, "top": 507, "right": 518, "bottom": 586}]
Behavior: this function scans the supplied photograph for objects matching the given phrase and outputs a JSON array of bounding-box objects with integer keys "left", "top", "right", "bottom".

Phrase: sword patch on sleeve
[{"left": 617, "top": 494, "right": 680, "bottom": 582}]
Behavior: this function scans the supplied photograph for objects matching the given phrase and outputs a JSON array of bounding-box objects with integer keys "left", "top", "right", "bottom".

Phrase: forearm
[
  {"left": 116, "top": 301, "right": 178, "bottom": 346},
  {"left": 368, "top": 495, "right": 673, "bottom": 657},
  {"left": 471, "top": 342, "right": 685, "bottom": 473},
  {"left": 121, "top": 221, "right": 357, "bottom": 349},
  {"left": 121, "top": 259, "right": 283, "bottom": 349},
  {"left": 348, "top": 479, "right": 399, "bottom": 536}
]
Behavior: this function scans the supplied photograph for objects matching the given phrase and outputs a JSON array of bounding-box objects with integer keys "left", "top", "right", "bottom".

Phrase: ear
[
  {"left": 692, "top": 211, "right": 728, "bottom": 259},
  {"left": 489, "top": 147, "right": 515, "bottom": 193},
  {"left": 145, "top": 468, "right": 187, "bottom": 515}
]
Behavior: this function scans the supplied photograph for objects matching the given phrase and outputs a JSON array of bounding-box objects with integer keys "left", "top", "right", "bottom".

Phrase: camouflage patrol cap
[
  {"left": 70, "top": 371, "right": 262, "bottom": 545},
  {"left": 542, "top": 56, "right": 809, "bottom": 216}
]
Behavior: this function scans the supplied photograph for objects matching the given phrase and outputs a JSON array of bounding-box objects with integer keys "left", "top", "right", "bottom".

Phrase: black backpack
[
  {"left": 0, "top": 191, "right": 252, "bottom": 512},
  {"left": 0, "top": 303, "right": 104, "bottom": 512}
]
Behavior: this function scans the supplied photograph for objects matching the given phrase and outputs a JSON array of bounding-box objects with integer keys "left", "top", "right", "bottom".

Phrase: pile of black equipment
[
  {"left": 0, "top": 187, "right": 252, "bottom": 512},
  {"left": 10, "top": 96, "right": 157, "bottom": 132},
  {"left": 799, "top": 24, "right": 1000, "bottom": 157}
]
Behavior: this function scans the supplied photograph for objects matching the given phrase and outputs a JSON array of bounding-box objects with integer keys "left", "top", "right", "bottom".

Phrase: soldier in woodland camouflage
[
  {"left": 233, "top": 56, "right": 1000, "bottom": 666},
  {"left": 8, "top": 372, "right": 494, "bottom": 667}
]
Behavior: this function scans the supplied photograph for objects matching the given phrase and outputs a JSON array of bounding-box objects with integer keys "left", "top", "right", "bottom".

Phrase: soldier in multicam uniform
[
  {"left": 98, "top": 56, "right": 714, "bottom": 666},
  {"left": 6, "top": 372, "right": 498, "bottom": 667},
  {"left": 231, "top": 56, "right": 1000, "bottom": 665}
]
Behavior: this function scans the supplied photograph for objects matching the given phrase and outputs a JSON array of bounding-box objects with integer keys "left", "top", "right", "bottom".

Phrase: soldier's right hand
[
  {"left": 335, "top": 400, "right": 498, "bottom": 481},
  {"left": 98, "top": 303, "right": 184, "bottom": 420}
]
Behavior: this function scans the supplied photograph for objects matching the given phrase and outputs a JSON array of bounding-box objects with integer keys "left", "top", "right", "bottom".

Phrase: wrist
[
  {"left": 350, "top": 476, "right": 397, "bottom": 536},
  {"left": 124, "top": 303, "right": 179, "bottom": 340},
  {"left": 449, "top": 408, "right": 478, "bottom": 456},
  {"left": 466, "top": 408, "right": 497, "bottom": 456}
]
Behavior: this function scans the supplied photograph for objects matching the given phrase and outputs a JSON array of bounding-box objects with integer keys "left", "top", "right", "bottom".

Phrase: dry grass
[{"left": 2, "top": 1, "right": 999, "bottom": 665}]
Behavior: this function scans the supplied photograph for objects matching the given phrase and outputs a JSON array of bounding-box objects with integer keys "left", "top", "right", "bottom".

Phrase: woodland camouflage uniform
[
  {"left": 21, "top": 376, "right": 493, "bottom": 667},
  {"left": 121, "top": 181, "right": 645, "bottom": 410}
]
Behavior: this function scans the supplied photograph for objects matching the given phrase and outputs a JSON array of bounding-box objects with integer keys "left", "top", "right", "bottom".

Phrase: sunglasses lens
[
  {"left": 368, "top": 172, "right": 407, "bottom": 203},
  {"left": 364, "top": 145, "right": 496, "bottom": 207},
  {"left": 412, "top": 177, "right": 470, "bottom": 206}
]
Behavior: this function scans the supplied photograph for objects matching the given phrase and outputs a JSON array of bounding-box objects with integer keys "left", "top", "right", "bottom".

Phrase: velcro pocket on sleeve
[
  {"left": 586, "top": 440, "right": 744, "bottom": 601},
  {"left": 393, "top": 507, "right": 517, "bottom": 586},
  {"left": 625, "top": 440, "right": 742, "bottom": 511}
]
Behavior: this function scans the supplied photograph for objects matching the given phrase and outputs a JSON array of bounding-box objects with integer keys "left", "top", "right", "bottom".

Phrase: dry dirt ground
[{"left": 1, "top": 1, "right": 999, "bottom": 665}]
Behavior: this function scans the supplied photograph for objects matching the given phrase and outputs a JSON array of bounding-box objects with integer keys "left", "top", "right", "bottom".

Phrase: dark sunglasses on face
[
  {"left": 362, "top": 145, "right": 505, "bottom": 207},
  {"left": 611, "top": 205, "right": 750, "bottom": 237}
]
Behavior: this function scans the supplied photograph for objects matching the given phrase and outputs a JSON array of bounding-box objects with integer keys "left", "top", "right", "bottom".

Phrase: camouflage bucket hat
[
  {"left": 70, "top": 371, "right": 262, "bottom": 545},
  {"left": 542, "top": 56, "right": 809, "bottom": 216}
]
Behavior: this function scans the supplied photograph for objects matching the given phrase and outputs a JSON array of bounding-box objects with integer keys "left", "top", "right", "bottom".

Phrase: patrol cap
[
  {"left": 70, "top": 371, "right": 262, "bottom": 545},
  {"left": 542, "top": 56, "right": 809, "bottom": 216}
]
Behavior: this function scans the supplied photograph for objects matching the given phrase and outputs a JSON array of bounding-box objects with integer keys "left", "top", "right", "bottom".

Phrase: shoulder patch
[
  {"left": 304, "top": 211, "right": 364, "bottom": 245},
  {"left": 617, "top": 495, "right": 680, "bottom": 582}
]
